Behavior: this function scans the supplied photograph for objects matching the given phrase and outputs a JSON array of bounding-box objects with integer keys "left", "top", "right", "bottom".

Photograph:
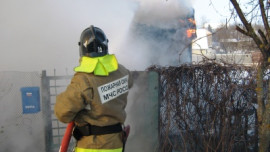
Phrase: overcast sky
[
  {"left": 0, "top": 0, "right": 235, "bottom": 74},
  {"left": 193, "top": 0, "right": 232, "bottom": 27}
]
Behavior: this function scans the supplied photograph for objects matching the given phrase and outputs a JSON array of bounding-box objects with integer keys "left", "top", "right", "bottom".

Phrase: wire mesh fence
[{"left": 148, "top": 62, "right": 259, "bottom": 152}]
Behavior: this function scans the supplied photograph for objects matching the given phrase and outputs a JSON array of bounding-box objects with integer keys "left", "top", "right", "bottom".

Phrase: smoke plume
[
  {"left": 121, "top": 1, "right": 195, "bottom": 151},
  {"left": 117, "top": 0, "right": 194, "bottom": 71}
]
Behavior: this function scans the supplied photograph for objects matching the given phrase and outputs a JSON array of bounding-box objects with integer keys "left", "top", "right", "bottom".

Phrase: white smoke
[
  {"left": 120, "top": 1, "right": 195, "bottom": 151},
  {"left": 133, "top": 0, "right": 192, "bottom": 28},
  {"left": 117, "top": 0, "right": 194, "bottom": 71}
]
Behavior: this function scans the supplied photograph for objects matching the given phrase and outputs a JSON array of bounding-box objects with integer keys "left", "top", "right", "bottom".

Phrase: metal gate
[{"left": 41, "top": 70, "right": 74, "bottom": 152}]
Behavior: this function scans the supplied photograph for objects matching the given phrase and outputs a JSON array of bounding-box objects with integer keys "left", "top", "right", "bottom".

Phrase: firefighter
[{"left": 54, "top": 25, "right": 133, "bottom": 152}]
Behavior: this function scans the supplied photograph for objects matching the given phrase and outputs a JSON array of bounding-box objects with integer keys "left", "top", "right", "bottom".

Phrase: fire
[
  {"left": 186, "top": 17, "right": 196, "bottom": 38},
  {"left": 188, "top": 18, "right": 196, "bottom": 25},
  {"left": 186, "top": 29, "right": 196, "bottom": 38}
]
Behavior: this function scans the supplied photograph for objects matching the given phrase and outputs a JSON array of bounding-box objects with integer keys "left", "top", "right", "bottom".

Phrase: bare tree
[{"left": 230, "top": 0, "right": 270, "bottom": 151}]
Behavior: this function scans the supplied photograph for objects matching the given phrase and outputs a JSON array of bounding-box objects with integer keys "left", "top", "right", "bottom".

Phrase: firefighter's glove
[{"left": 74, "top": 109, "right": 88, "bottom": 127}]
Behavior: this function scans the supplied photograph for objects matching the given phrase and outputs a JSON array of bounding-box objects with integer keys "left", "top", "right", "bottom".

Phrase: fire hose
[{"left": 59, "top": 122, "right": 75, "bottom": 152}]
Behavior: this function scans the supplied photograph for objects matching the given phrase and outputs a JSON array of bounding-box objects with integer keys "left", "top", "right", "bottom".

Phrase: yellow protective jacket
[{"left": 54, "top": 63, "right": 133, "bottom": 152}]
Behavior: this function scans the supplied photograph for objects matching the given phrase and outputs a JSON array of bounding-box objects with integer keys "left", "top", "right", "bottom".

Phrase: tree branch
[
  {"left": 258, "top": 30, "right": 270, "bottom": 56},
  {"left": 230, "top": 0, "right": 264, "bottom": 54},
  {"left": 236, "top": 25, "right": 249, "bottom": 36},
  {"left": 230, "top": 0, "right": 252, "bottom": 31},
  {"left": 259, "top": 0, "right": 270, "bottom": 41},
  {"left": 258, "top": 29, "right": 268, "bottom": 45}
]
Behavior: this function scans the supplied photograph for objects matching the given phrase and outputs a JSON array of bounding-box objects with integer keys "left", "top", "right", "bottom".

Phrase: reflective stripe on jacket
[{"left": 75, "top": 147, "right": 122, "bottom": 152}]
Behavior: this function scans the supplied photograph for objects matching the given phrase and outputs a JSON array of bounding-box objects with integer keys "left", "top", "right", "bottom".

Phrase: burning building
[{"left": 121, "top": 0, "right": 196, "bottom": 69}]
